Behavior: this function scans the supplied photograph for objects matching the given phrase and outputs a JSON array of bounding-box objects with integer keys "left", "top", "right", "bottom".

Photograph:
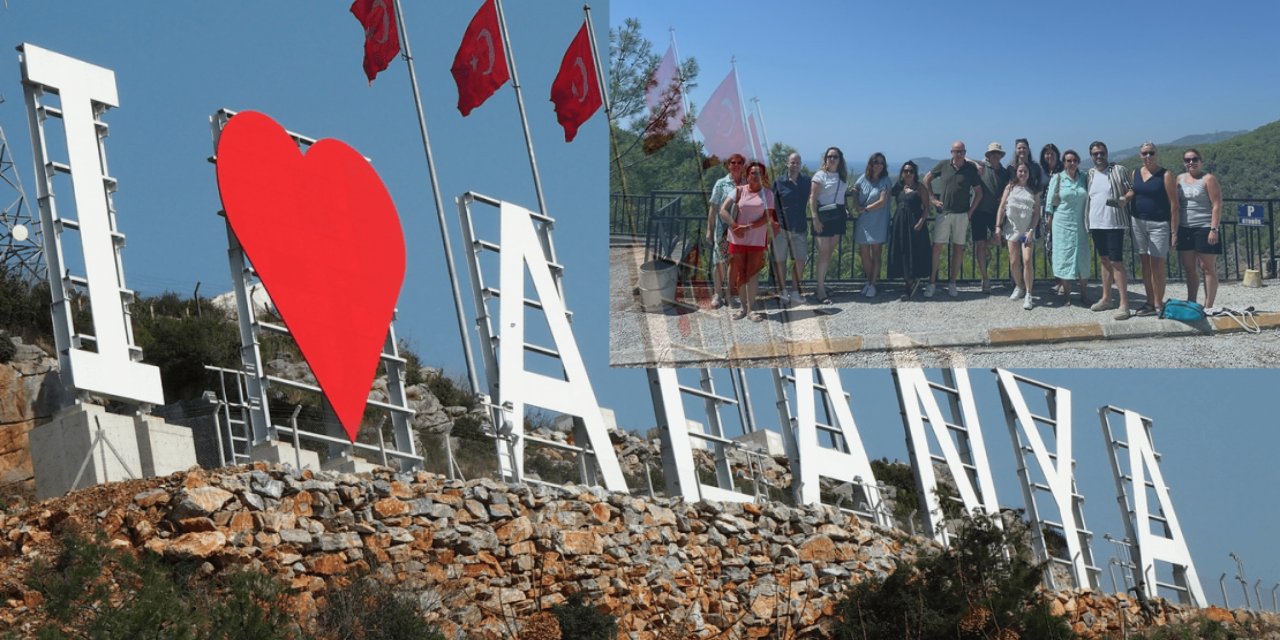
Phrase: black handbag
[{"left": 816, "top": 176, "right": 848, "bottom": 224}]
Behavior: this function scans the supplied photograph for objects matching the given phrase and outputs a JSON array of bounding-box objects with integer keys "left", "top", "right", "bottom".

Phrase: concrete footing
[
  {"left": 321, "top": 454, "right": 382, "bottom": 474},
  {"left": 29, "top": 404, "right": 197, "bottom": 500},
  {"left": 250, "top": 441, "right": 320, "bottom": 471}
]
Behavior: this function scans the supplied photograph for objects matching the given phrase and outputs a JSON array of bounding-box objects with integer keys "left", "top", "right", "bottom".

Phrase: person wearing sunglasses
[
  {"left": 1125, "top": 142, "right": 1179, "bottom": 317},
  {"left": 1046, "top": 149, "right": 1091, "bottom": 305},
  {"left": 887, "top": 160, "right": 932, "bottom": 299},
  {"left": 720, "top": 161, "right": 777, "bottom": 321},
  {"left": 1175, "top": 148, "right": 1223, "bottom": 311},
  {"left": 707, "top": 153, "right": 748, "bottom": 308},
  {"left": 1084, "top": 141, "right": 1135, "bottom": 320},
  {"left": 809, "top": 146, "right": 849, "bottom": 304},
  {"left": 853, "top": 152, "right": 892, "bottom": 298}
]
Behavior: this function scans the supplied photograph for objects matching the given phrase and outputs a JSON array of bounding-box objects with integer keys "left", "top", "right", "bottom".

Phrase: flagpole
[
  {"left": 492, "top": 0, "right": 563, "bottom": 301},
  {"left": 391, "top": 0, "right": 481, "bottom": 398},
  {"left": 584, "top": 4, "right": 632, "bottom": 237},
  {"left": 668, "top": 29, "right": 713, "bottom": 271},
  {"left": 752, "top": 97, "right": 773, "bottom": 170}
]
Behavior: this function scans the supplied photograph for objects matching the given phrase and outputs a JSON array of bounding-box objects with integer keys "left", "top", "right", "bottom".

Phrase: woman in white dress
[{"left": 995, "top": 160, "right": 1042, "bottom": 310}]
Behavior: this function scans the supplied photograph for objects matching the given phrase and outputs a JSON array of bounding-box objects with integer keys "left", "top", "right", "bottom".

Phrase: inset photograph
[{"left": 607, "top": 4, "right": 1280, "bottom": 369}]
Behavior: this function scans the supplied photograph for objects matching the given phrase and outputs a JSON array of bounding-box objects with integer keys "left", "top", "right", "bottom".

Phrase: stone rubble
[{"left": 2, "top": 464, "right": 1275, "bottom": 639}]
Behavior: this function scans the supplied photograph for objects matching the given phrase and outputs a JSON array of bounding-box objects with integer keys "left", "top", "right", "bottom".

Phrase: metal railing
[{"left": 612, "top": 190, "right": 1280, "bottom": 285}]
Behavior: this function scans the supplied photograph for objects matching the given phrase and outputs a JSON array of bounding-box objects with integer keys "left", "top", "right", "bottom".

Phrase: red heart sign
[{"left": 215, "top": 111, "right": 405, "bottom": 442}]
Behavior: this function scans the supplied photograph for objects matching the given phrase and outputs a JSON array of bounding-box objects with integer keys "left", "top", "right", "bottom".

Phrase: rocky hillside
[{"left": 3, "top": 464, "right": 1277, "bottom": 639}]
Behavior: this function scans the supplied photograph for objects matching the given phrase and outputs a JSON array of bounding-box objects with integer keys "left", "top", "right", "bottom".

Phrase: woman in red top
[{"left": 720, "top": 161, "right": 777, "bottom": 321}]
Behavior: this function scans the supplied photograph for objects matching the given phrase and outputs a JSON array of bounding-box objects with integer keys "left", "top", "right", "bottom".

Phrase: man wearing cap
[
  {"left": 923, "top": 141, "right": 984, "bottom": 297},
  {"left": 973, "top": 142, "right": 1010, "bottom": 293}
]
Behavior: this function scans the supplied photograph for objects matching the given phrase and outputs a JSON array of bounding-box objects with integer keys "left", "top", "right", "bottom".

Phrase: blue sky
[
  {"left": 617, "top": 0, "right": 1280, "bottom": 168},
  {"left": 2, "top": 1, "right": 1278, "bottom": 610}
]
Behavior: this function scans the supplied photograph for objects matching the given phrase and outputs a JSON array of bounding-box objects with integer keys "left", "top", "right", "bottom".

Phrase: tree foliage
[
  {"left": 1117, "top": 119, "right": 1280, "bottom": 199},
  {"left": 832, "top": 511, "right": 1077, "bottom": 640}
]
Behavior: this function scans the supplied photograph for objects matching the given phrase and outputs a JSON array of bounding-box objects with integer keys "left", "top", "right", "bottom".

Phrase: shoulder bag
[{"left": 816, "top": 174, "right": 848, "bottom": 225}]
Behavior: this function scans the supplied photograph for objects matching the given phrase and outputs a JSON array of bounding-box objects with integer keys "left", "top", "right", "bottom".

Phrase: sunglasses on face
[
  {"left": 1184, "top": 157, "right": 1201, "bottom": 164},
  {"left": 825, "top": 155, "right": 840, "bottom": 160},
  {"left": 1091, "top": 151, "right": 1106, "bottom": 157},
  {"left": 1139, "top": 151, "right": 1156, "bottom": 157},
  {"left": 902, "top": 169, "right": 916, "bottom": 174},
  {"left": 951, "top": 149, "right": 966, "bottom": 154}
]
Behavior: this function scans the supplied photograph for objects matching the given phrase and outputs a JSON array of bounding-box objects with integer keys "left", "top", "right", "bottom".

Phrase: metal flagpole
[
  {"left": 669, "top": 30, "right": 712, "bottom": 210},
  {"left": 752, "top": 97, "right": 774, "bottom": 172},
  {"left": 583, "top": 4, "right": 632, "bottom": 234},
  {"left": 492, "top": 0, "right": 563, "bottom": 301},
  {"left": 391, "top": 0, "right": 481, "bottom": 396}
]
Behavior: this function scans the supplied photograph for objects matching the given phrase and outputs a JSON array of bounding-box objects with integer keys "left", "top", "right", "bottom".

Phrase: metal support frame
[
  {"left": 1100, "top": 405, "right": 1206, "bottom": 606},
  {"left": 19, "top": 43, "right": 162, "bottom": 407},
  {"left": 892, "top": 368, "right": 1000, "bottom": 543},
  {"left": 995, "top": 369, "right": 1100, "bottom": 591},
  {"left": 207, "top": 109, "right": 420, "bottom": 471},
  {"left": 456, "top": 191, "right": 626, "bottom": 492},
  {"left": 0, "top": 110, "right": 43, "bottom": 282},
  {"left": 647, "top": 367, "right": 759, "bottom": 503},
  {"left": 773, "top": 368, "right": 890, "bottom": 527}
]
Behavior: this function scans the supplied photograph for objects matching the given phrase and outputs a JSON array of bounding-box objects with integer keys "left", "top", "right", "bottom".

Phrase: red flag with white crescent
[
  {"left": 350, "top": 0, "right": 400, "bottom": 84},
  {"left": 550, "top": 21, "right": 602, "bottom": 142},
  {"left": 451, "top": 0, "right": 510, "bottom": 116},
  {"left": 695, "top": 69, "right": 747, "bottom": 162}
]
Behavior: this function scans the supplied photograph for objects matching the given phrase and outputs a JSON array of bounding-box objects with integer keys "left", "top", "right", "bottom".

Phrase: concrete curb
[{"left": 724, "top": 311, "right": 1280, "bottom": 358}]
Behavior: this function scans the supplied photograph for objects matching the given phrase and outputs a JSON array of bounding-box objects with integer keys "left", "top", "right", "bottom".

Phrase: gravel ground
[{"left": 611, "top": 245, "right": 1280, "bottom": 369}]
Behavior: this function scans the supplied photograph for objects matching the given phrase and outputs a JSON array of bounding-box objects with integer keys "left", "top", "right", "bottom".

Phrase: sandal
[
  {"left": 1135, "top": 303, "right": 1157, "bottom": 317},
  {"left": 749, "top": 311, "right": 765, "bottom": 322},
  {"left": 732, "top": 309, "right": 747, "bottom": 320}
]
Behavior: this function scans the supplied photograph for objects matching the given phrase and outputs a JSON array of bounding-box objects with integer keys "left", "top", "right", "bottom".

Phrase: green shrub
[
  {"left": 424, "top": 371, "right": 476, "bottom": 410},
  {"left": 27, "top": 529, "right": 296, "bottom": 640},
  {"left": 318, "top": 575, "right": 444, "bottom": 640},
  {"left": 551, "top": 592, "right": 617, "bottom": 640},
  {"left": 0, "top": 334, "right": 15, "bottom": 364},
  {"left": 831, "top": 511, "right": 1077, "bottom": 640},
  {"left": 132, "top": 308, "right": 241, "bottom": 402}
]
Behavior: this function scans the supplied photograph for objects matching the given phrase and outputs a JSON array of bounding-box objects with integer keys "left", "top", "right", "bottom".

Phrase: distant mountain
[
  {"left": 1117, "top": 120, "right": 1280, "bottom": 199},
  {"left": 1111, "top": 130, "right": 1247, "bottom": 160}
]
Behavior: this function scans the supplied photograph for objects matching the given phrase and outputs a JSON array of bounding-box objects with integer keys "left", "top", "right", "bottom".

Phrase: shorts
[
  {"left": 772, "top": 229, "right": 808, "bottom": 263},
  {"left": 813, "top": 214, "right": 846, "bottom": 238},
  {"left": 970, "top": 210, "right": 997, "bottom": 242},
  {"left": 932, "top": 212, "right": 969, "bottom": 245},
  {"left": 1130, "top": 218, "right": 1170, "bottom": 258},
  {"left": 728, "top": 246, "right": 766, "bottom": 284},
  {"left": 1176, "top": 226, "right": 1222, "bottom": 255},
  {"left": 1090, "top": 228, "right": 1126, "bottom": 262},
  {"left": 1002, "top": 227, "right": 1035, "bottom": 244}
]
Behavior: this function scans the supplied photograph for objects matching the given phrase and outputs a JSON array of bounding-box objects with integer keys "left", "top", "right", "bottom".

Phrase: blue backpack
[{"left": 1161, "top": 299, "right": 1205, "bottom": 323}]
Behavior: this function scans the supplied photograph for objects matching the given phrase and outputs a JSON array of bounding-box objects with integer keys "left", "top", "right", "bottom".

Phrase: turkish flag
[
  {"left": 695, "top": 69, "right": 747, "bottom": 162},
  {"left": 451, "top": 0, "right": 510, "bottom": 116},
  {"left": 549, "top": 22, "right": 601, "bottom": 142},
  {"left": 350, "top": 0, "right": 400, "bottom": 84}
]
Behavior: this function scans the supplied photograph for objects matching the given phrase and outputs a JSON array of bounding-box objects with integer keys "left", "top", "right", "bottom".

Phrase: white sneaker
[
  {"left": 924, "top": 283, "right": 936, "bottom": 298},
  {"left": 864, "top": 283, "right": 876, "bottom": 297},
  {"left": 948, "top": 282, "right": 958, "bottom": 298},
  {"left": 711, "top": 294, "right": 724, "bottom": 309},
  {"left": 1010, "top": 287, "right": 1025, "bottom": 300},
  {"left": 1023, "top": 293, "right": 1034, "bottom": 310}
]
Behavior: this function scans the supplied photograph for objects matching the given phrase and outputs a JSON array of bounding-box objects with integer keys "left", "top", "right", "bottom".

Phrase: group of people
[{"left": 703, "top": 138, "right": 1223, "bottom": 320}]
